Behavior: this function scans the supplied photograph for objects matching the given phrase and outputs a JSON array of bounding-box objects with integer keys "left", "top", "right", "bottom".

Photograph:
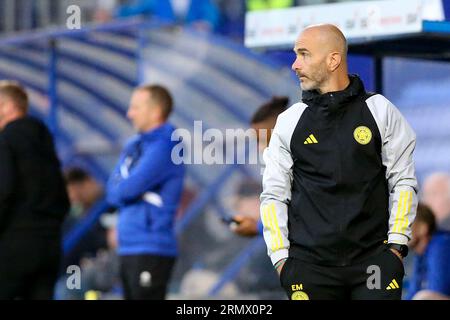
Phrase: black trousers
[
  {"left": 119, "top": 254, "right": 175, "bottom": 300},
  {"left": 280, "top": 245, "right": 405, "bottom": 300},
  {"left": 0, "top": 235, "right": 61, "bottom": 300}
]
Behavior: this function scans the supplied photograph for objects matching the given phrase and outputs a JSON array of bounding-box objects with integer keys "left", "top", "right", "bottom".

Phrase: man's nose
[{"left": 292, "top": 57, "right": 301, "bottom": 71}]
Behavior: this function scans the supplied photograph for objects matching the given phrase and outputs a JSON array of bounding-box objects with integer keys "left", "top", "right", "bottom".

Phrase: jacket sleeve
[
  {"left": 426, "top": 235, "right": 450, "bottom": 294},
  {"left": 260, "top": 119, "right": 293, "bottom": 265},
  {"left": 383, "top": 100, "right": 418, "bottom": 245},
  {"left": 0, "top": 137, "right": 15, "bottom": 229},
  {"left": 106, "top": 150, "right": 128, "bottom": 208},
  {"left": 106, "top": 140, "right": 173, "bottom": 207}
]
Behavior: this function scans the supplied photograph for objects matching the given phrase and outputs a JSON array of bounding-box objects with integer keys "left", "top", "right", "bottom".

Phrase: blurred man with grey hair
[{"left": 422, "top": 172, "right": 450, "bottom": 230}]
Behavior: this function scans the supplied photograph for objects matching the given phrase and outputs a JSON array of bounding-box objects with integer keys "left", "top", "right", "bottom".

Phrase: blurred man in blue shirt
[
  {"left": 107, "top": 85, "right": 185, "bottom": 300},
  {"left": 116, "top": 0, "right": 220, "bottom": 32},
  {"left": 407, "top": 173, "right": 450, "bottom": 300}
]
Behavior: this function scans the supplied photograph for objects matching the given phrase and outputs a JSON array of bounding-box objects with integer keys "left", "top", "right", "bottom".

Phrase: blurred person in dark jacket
[{"left": 0, "top": 81, "right": 70, "bottom": 299}]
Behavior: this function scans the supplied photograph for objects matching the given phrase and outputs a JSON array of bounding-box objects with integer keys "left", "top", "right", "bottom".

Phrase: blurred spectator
[
  {"left": 116, "top": 0, "right": 220, "bottom": 32},
  {"left": 422, "top": 172, "right": 450, "bottom": 230},
  {"left": 231, "top": 179, "right": 285, "bottom": 299},
  {"left": 407, "top": 202, "right": 450, "bottom": 300},
  {"left": 81, "top": 213, "right": 121, "bottom": 299},
  {"left": 54, "top": 168, "right": 109, "bottom": 300},
  {"left": 60, "top": 168, "right": 107, "bottom": 275},
  {"left": 251, "top": 96, "right": 289, "bottom": 152},
  {"left": 106, "top": 84, "right": 185, "bottom": 300},
  {"left": 93, "top": 0, "right": 121, "bottom": 23},
  {"left": 224, "top": 97, "right": 290, "bottom": 299},
  {"left": 230, "top": 180, "right": 263, "bottom": 237},
  {"left": 231, "top": 96, "right": 289, "bottom": 236},
  {"left": 215, "top": 0, "right": 246, "bottom": 40},
  {"left": 0, "top": 81, "right": 70, "bottom": 299}
]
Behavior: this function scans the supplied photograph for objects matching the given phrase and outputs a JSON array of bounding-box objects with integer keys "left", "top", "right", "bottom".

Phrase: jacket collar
[
  {"left": 301, "top": 74, "right": 365, "bottom": 113},
  {"left": 139, "top": 122, "right": 173, "bottom": 140}
]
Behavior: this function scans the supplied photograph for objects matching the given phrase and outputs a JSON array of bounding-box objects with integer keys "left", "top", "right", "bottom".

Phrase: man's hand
[
  {"left": 390, "top": 248, "right": 403, "bottom": 262},
  {"left": 230, "top": 215, "right": 258, "bottom": 237}
]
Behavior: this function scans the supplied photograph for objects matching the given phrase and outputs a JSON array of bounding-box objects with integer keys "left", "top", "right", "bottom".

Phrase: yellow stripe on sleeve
[
  {"left": 262, "top": 204, "right": 277, "bottom": 252},
  {"left": 399, "top": 191, "right": 412, "bottom": 234},
  {"left": 393, "top": 191, "right": 405, "bottom": 233},
  {"left": 270, "top": 203, "right": 283, "bottom": 251}
]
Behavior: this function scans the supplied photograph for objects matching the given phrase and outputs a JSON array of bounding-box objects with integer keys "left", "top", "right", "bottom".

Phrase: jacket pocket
[
  {"left": 279, "top": 257, "right": 292, "bottom": 286},
  {"left": 385, "top": 246, "right": 405, "bottom": 274},
  {"left": 144, "top": 205, "right": 153, "bottom": 231}
]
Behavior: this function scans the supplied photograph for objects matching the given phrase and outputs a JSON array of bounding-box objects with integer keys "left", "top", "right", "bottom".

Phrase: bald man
[
  {"left": 260, "top": 24, "right": 418, "bottom": 300},
  {"left": 422, "top": 173, "right": 450, "bottom": 230}
]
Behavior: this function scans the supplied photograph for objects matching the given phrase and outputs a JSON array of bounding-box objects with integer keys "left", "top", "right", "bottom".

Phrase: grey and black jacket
[{"left": 260, "top": 75, "right": 418, "bottom": 267}]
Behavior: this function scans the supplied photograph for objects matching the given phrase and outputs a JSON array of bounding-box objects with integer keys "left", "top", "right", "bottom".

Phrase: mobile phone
[{"left": 221, "top": 216, "right": 240, "bottom": 225}]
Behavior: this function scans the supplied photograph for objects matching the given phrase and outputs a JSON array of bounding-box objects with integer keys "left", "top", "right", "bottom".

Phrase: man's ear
[
  {"left": 328, "top": 52, "right": 342, "bottom": 72},
  {"left": 153, "top": 105, "right": 166, "bottom": 122},
  {"left": 4, "top": 100, "right": 16, "bottom": 115}
]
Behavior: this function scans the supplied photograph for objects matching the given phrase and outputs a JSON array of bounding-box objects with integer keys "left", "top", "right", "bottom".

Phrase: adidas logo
[
  {"left": 304, "top": 134, "right": 318, "bottom": 144},
  {"left": 386, "top": 279, "right": 400, "bottom": 290}
]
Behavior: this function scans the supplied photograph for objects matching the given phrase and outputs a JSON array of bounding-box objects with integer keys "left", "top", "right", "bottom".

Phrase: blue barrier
[
  {"left": 0, "top": 68, "right": 119, "bottom": 141},
  {"left": 48, "top": 40, "right": 58, "bottom": 135},
  {"left": 0, "top": 17, "right": 148, "bottom": 46},
  {"left": 22, "top": 43, "right": 136, "bottom": 87},
  {"left": 143, "top": 31, "right": 272, "bottom": 98},
  {"left": 63, "top": 200, "right": 110, "bottom": 255}
]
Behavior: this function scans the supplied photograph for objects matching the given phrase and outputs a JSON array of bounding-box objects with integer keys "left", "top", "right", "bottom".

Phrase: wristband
[{"left": 274, "top": 258, "right": 288, "bottom": 269}]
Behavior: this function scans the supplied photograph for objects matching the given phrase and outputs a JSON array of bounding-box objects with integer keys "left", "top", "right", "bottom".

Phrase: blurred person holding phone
[{"left": 230, "top": 96, "right": 289, "bottom": 237}]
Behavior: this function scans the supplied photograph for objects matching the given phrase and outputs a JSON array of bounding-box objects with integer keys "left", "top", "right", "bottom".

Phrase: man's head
[
  {"left": 250, "top": 96, "right": 288, "bottom": 151},
  {"left": 292, "top": 24, "right": 348, "bottom": 93},
  {"left": 0, "top": 81, "right": 28, "bottom": 129},
  {"left": 233, "top": 180, "right": 262, "bottom": 221},
  {"left": 421, "top": 172, "right": 450, "bottom": 225},
  {"left": 127, "top": 84, "right": 173, "bottom": 132},
  {"left": 64, "top": 167, "right": 103, "bottom": 212},
  {"left": 409, "top": 203, "right": 436, "bottom": 255}
]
